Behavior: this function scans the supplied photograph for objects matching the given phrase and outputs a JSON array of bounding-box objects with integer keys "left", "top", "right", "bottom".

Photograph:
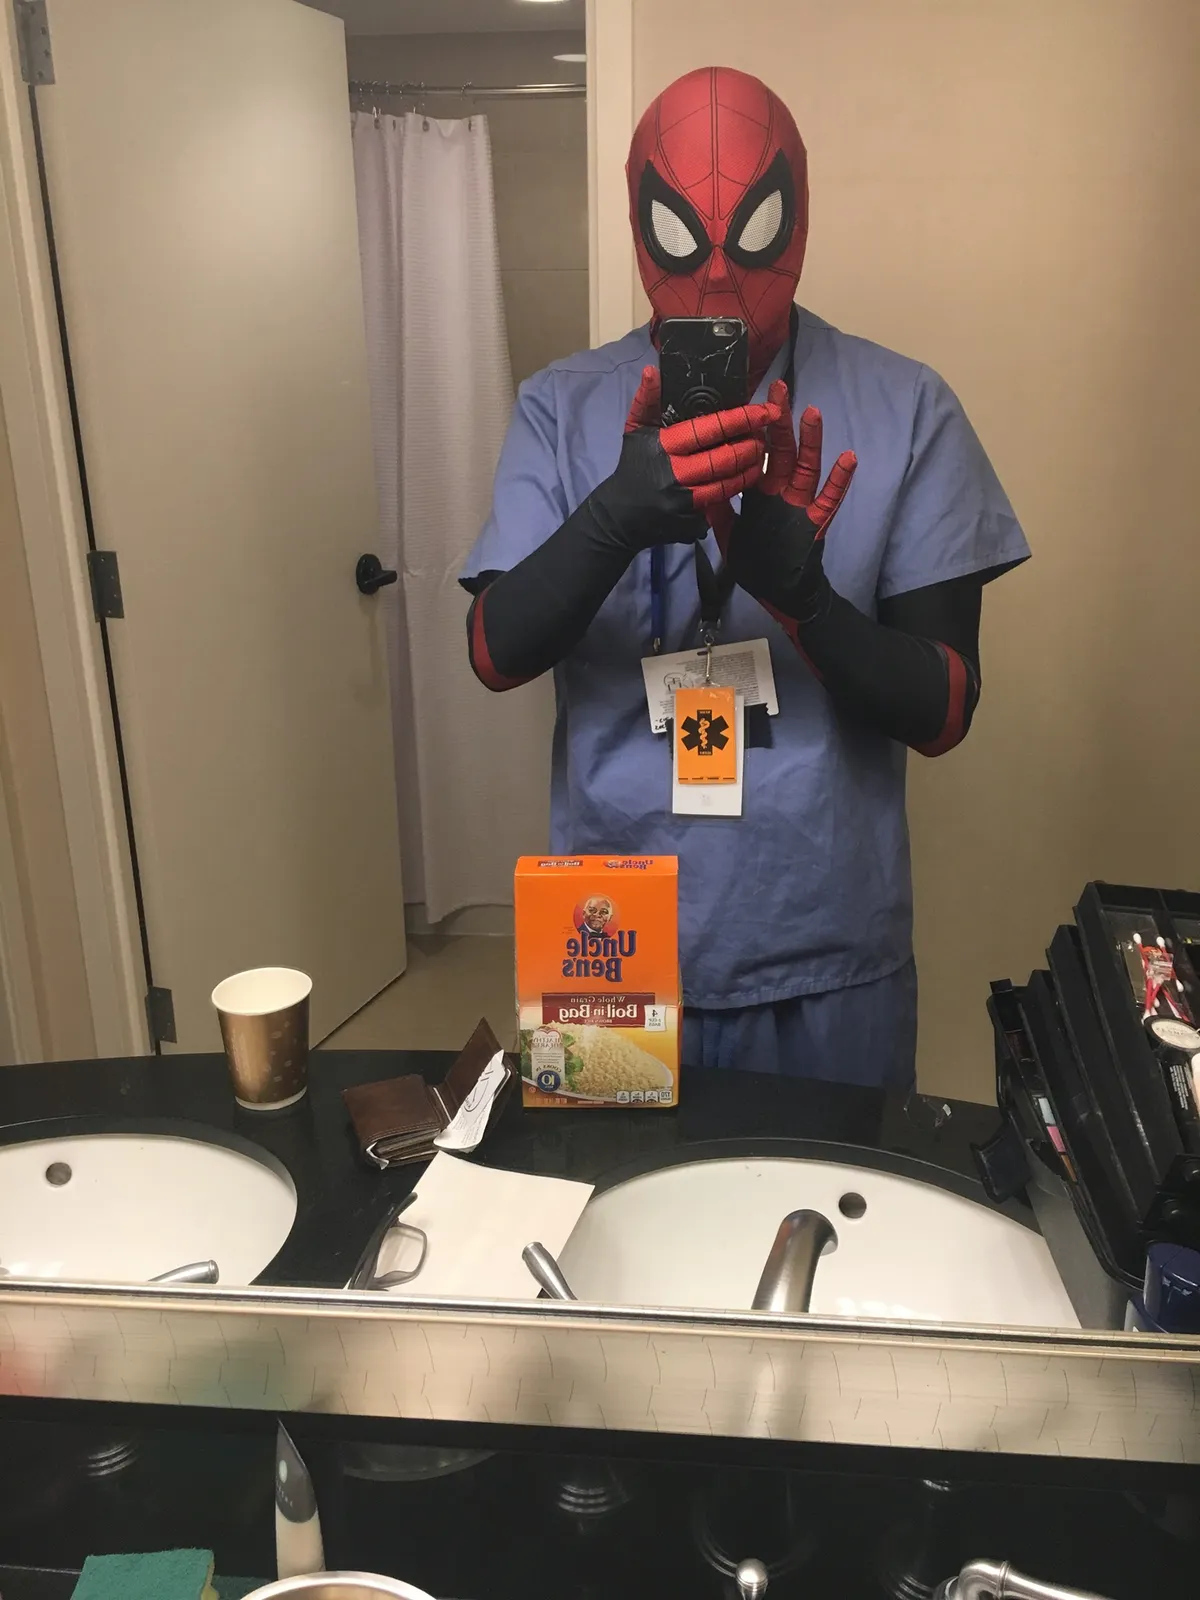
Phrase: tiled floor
[{"left": 320, "top": 934, "right": 516, "bottom": 1053}]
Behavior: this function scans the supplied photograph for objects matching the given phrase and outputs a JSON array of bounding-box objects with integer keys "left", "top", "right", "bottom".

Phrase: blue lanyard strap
[{"left": 649, "top": 545, "right": 665, "bottom": 655}]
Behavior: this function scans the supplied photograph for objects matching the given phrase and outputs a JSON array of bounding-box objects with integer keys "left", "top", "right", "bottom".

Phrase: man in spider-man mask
[{"left": 461, "top": 68, "right": 1028, "bottom": 1088}]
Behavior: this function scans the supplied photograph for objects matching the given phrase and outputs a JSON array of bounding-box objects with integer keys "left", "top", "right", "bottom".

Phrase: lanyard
[
  {"left": 649, "top": 544, "right": 666, "bottom": 654},
  {"left": 649, "top": 304, "right": 800, "bottom": 654},
  {"left": 693, "top": 542, "right": 735, "bottom": 654}
]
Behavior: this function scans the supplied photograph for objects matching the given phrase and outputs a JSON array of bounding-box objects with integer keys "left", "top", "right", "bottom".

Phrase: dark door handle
[{"left": 356, "top": 554, "right": 398, "bottom": 596}]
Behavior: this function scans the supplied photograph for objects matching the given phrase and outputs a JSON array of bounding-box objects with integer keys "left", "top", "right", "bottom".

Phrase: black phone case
[{"left": 658, "top": 317, "right": 749, "bottom": 424}]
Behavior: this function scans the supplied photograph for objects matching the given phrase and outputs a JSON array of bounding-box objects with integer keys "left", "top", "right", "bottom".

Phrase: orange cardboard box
[{"left": 515, "top": 855, "right": 680, "bottom": 1108}]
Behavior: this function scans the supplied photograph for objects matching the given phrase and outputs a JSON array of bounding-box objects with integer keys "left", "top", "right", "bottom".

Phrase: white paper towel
[{"left": 377, "top": 1152, "right": 594, "bottom": 1299}]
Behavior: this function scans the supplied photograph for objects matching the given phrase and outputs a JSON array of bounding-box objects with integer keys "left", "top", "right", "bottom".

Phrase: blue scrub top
[{"left": 462, "top": 306, "right": 1029, "bottom": 1010}]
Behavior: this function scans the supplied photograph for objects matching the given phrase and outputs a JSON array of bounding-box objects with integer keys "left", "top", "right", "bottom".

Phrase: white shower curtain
[{"left": 352, "top": 111, "right": 553, "bottom": 924}]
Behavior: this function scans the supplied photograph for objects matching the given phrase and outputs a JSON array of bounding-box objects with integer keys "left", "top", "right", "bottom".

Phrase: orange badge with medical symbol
[{"left": 674, "top": 685, "right": 737, "bottom": 783}]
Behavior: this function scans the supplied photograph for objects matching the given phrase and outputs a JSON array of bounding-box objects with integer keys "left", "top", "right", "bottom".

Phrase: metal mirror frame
[{"left": 2, "top": 1279, "right": 1199, "bottom": 1467}]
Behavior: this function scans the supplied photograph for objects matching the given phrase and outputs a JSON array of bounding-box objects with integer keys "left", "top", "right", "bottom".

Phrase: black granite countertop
[{"left": 0, "top": 1047, "right": 1017, "bottom": 1289}]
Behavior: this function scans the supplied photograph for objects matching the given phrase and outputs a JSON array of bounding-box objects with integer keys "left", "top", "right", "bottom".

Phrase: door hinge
[
  {"left": 86, "top": 549, "right": 124, "bottom": 620},
  {"left": 14, "top": 0, "right": 53, "bottom": 86},
  {"left": 145, "top": 986, "right": 177, "bottom": 1046}
]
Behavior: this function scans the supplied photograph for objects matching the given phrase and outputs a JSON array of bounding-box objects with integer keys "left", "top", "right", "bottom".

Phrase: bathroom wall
[
  {"left": 617, "top": 0, "right": 1200, "bottom": 1100},
  {"left": 0, "top": 395, "right": 96, "bottom": 1062},
  {"left": 345, "top": 29, "right": 588, "bottom": 386}
]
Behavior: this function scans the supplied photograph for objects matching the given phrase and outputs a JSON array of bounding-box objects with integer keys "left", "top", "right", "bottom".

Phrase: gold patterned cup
[{"left": 211, "top": 967, "right": 312, "bottom": 1110}]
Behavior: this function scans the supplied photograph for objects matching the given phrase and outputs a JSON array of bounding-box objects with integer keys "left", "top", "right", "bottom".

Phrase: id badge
[
  {"left": 672, "top": 688, "right": 744, "bottom": 816},
  {"left": 641, "top": 638, "right": 777, "bottom": 734},
  {"left": 674, "top": 686, "right": 737, "bottom": 783}
]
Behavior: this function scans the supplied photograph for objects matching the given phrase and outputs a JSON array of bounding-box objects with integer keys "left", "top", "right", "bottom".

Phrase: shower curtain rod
[{"left": 349, "top": 79, "right": 585, "bottom": 101}]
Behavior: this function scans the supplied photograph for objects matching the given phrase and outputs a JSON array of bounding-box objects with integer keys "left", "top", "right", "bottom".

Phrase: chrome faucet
[
  {"left": 751, "top": 1210, "right": 836, "bottom": 1314},
  {"left": 936, "top": 1559, "right": 1112, "bottom": 1600},
  {"left": 149, "top": 1260, "right": 219, "bottom": 1285},
  {"left": 523, "top": 1241, "right": 578, "bottom": 1301},
  {"left": 735, "top": 1558, "right": 769, "bottom": 1598}
]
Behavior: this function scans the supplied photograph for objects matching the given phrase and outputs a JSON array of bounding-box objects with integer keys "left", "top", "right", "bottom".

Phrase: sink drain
[{"left": 44, "top": 1161, "right": 72, "bottom": 1186}]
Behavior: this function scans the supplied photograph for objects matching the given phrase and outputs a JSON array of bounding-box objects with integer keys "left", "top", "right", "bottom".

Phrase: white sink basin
[
  {"left": 558, "top": 1157, "right": 1080, "bottom": 1329},
  {"left": 0, "top": 1133, "right": 297, "bottom": 1287}
]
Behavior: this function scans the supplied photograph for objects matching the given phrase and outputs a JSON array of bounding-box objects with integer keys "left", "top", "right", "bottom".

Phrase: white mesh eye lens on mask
[
  {"left": 650, "top": 198, "right": 700, "bottom": 259},
  {"left": 736, "top": 189, "right": 784, "bottom": 254}
]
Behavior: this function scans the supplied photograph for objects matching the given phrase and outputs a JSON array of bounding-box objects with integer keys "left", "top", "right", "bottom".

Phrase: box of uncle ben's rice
[{"left": 515, "top": 856, "right": 680, "bottom": 1108}]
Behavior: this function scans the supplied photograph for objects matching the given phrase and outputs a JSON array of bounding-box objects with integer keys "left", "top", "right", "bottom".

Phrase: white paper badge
[{"left": 641, "top": 638, "right": 777, "bottom": 734}]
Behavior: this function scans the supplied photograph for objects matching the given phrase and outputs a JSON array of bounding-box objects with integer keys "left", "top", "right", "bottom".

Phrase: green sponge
[{"left": 71, "top": 1549, "right": 219, "bottom": 1599}]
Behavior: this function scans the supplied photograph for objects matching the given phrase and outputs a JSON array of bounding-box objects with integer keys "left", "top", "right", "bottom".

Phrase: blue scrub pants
[{"left": 681, "top": 958, "right": 917, "bottom": 1088}]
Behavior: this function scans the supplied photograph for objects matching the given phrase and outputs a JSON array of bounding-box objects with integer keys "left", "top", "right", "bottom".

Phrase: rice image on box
[{"left": 515, "top": 855, "right": 680, "bottom": 1107}]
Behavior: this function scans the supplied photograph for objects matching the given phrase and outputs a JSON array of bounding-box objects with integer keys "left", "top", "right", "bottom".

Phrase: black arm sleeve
[
  {"left": 462, "top": 500, "right": 639, "bottom": 689},
  {"left": 793, "top": 553, "right": 985, "bottom": 755}
]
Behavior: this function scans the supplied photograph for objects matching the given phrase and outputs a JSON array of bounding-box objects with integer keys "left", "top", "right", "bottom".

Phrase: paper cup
[{"left": 211, "top": 967, "right": 312, "bottom": 1110}]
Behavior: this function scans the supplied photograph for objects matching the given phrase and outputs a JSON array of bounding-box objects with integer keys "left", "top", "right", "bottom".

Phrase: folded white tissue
[{"left": 373, "top": 1151, "right": 594, "bottom": 1300}]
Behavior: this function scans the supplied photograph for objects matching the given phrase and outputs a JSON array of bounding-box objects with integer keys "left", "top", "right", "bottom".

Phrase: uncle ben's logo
[{"left": 563, "top": 896, "right": 637, "bottom": 981}]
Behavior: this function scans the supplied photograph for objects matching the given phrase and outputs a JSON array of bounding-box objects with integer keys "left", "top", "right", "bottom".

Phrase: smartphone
[{"left": 658, "top": 317, "right": 749, "bottom": 425}]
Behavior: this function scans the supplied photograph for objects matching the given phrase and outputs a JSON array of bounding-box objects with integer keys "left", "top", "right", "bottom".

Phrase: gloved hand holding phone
[
  {"left": 464, "top": 359, "right": 780, "bottom": 690},
  {"left": 587, "top": 364, "right": 782, "bottom": 553}
]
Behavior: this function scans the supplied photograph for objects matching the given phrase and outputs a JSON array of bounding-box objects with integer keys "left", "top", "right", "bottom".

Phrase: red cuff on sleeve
[
  {"left": 914, "top": 643, "right": 970, "bottom": 757},
  {"left": 468, "top": 590, "right": 533, "bottom": 692},
  {"left": 762, "top": 598, "right": 823, "bottom": 682}
]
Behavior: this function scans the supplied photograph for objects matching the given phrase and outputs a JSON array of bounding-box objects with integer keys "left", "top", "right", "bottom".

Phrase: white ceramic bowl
[{"left": 242, "top": 1575, "right": 435, "bottom": 1600}]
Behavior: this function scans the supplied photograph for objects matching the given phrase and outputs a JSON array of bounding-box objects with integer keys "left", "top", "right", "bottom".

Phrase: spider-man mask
[{"left": 627, "top": 67, "right": 808, "bottom": 385}]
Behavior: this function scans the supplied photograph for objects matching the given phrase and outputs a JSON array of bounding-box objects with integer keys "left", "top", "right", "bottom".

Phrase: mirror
[{"left": 1, "top": 0, "right": 1198, "bottom": 1366}]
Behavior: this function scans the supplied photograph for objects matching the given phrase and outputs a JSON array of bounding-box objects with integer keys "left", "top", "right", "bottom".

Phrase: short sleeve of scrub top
[
  {"left": 876, "top": 365, "right": 1027, "bottom": 600},
  {"left": 463, "top": 368, "right": 568, "bottom": 582}
]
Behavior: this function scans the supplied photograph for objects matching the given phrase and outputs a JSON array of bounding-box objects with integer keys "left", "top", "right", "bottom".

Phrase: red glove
[
  {"left": 716, "top": 379, "right": 857, "bottom": 629},
  {"left": 588, "top": 368, "right": 782, "bottom": 553}
]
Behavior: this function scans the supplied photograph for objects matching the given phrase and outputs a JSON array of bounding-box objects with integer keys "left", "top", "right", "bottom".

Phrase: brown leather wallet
[{"left": 341, "top": 1018, "right": 516, "bottom": 1169}]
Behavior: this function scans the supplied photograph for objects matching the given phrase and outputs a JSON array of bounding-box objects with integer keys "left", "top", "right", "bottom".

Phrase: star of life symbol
[{"left": 680, "top": 707, "right": 729, "bottom": 756}]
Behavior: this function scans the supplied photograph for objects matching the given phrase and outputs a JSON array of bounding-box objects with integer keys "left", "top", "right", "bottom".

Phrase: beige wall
[
  {"left": 346, "top": 30, "right": 588, "bottom": 384},
  {"left": 0, "top": 393, "right": 96, "bottom": 1062},
  {"left": 630, "top": 0, "right": 1200, "bottom": 1100}
]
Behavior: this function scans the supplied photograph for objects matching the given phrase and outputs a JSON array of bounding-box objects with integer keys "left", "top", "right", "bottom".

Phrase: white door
[{"left": 32, "top": 0, "right": 406, "bottom": 1050}]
